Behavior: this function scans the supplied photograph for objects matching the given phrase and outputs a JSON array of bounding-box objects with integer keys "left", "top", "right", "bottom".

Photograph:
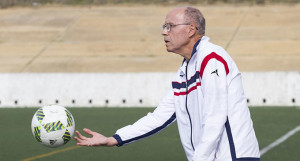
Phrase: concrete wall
[
  {"left": 0, "top": 72, "right": 299, "bottom": 108},
  {"left": 242, "top": 72, "right": 300, "bottom": 106}
]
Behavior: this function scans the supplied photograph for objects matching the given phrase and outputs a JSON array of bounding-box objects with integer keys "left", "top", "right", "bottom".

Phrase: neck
[{"left": 182, "top": 36, "right": 202, "bottom": 61}]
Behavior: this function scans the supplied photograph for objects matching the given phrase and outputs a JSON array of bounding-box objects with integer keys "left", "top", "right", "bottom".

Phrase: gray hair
[{"left": 184, "top": 7, "right": 206, "bottom": 35}]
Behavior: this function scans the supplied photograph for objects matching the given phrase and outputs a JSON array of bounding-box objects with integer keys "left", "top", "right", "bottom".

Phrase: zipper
[{"left": 185, "top": 62, "right": 195, "bottom": 151}]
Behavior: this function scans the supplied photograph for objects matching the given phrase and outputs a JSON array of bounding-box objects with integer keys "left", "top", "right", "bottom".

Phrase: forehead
[{"left": 165, "top": 8, "right": 186, "bottom": 23}]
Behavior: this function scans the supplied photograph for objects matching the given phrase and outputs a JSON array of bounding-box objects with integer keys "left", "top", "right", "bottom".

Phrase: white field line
[{"left": 260, "top": 125, "right": 300, "bottom": 156}]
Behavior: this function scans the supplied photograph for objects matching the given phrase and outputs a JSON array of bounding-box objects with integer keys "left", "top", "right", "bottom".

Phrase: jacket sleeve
[
  {"left": 113, "top": 89, "right": 176, "bottom": 146},
  {"left": 193, "top": 54, "right": 229, "bottom": 161}
]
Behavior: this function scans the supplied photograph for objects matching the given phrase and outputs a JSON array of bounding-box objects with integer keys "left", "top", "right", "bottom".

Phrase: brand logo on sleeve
[{"left": 211, "top": 69, "right": 219, "bottom": 77}]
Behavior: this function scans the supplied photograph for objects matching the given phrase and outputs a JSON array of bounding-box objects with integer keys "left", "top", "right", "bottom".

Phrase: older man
[{"left": 75, "top": 6, "right": 260, "bottom": 161}]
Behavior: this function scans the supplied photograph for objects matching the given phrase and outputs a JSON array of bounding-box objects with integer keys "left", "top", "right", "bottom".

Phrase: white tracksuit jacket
[{"left": 113, "top": 36, "right": 260, "bottom": 161}]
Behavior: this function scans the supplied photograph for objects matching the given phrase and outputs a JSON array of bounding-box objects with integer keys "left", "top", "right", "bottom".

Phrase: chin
[{"left": 166, "top": 47, "right": 174, "bottom": 52}]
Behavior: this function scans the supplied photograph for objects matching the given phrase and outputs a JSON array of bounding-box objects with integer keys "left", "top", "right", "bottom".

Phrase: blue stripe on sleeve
[
  {"left": 118, "top": 113, "right": 176, "bottom": 146},
  {"left": 236, "top": 158, "right": 260, "bottom": 161},
  {"left": 225, "top": 117, "right": 237, "bottom": 160},
  {"left": 225, "top": 117, "right": 260, "bottom": 161},
  {"left": 112, "top": 134, "right": 123, "bottom": 147}
]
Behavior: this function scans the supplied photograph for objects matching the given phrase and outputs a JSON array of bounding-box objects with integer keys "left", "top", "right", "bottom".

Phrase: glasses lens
[
  {"left": 162, "top": 24, "right": 171, "bottom": 31},
  {"left": 166, "top": 24, "right": 171, "bottom": 31}
]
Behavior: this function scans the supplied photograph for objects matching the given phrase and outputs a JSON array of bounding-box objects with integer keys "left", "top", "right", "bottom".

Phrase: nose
[{"left": 161, "top": 27, "right": 168, "bottom": 36}]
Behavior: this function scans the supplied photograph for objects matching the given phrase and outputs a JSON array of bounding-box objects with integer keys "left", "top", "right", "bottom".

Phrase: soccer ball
[{"left": 31, "top": 105, "right": 75, "bottom": 148}]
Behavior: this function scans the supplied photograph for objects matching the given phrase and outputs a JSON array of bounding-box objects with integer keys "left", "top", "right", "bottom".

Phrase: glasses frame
[{"left": 162, "top": 23, "right": 190, "bottom": 32}]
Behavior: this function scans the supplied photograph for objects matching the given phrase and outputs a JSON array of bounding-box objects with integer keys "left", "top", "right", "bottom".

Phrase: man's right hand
[{"left": 74, "top": 128, "right": 118, "bottom": 147}]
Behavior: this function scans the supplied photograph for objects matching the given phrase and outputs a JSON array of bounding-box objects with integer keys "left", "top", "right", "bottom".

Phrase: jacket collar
[
  {"left": 191, "top": 38, "right": 201, "bottom": 58},
  {"left": 179, "top": 37, "right": 203, "bottom": 76}
]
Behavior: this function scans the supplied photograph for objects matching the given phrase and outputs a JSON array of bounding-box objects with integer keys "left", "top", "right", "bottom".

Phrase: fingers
[
  {"left": 76, "top": 130, "right": 87, "bottom": 140},
  {"left": 74, "top": 129, "right": 96, "bottom": 146},
  {"left": 74, "top": 129, "right": 90, "bottom": 146},
  {"left": 83, "top": 128, "right": 94, "bottom": 135},
  {"left": 74, "top": 136, "right": 83, "bottom": 145},
  {"left": 74, "top": 128, "right": 104, "bottom": 147}
]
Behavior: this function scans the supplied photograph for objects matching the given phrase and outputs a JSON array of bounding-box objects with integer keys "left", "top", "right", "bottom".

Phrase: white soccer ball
[{"left": 31, "top": 105, "right": 75, "bottom": 148}]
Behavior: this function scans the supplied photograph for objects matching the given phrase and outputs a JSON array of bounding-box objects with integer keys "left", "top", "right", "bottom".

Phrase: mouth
[{"left": 164, "top": 39, "right": 170, "bottom": 44}]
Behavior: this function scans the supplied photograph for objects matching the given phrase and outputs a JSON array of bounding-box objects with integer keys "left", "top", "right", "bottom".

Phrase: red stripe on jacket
[
  {"left": 199, "top": 52, "right": 229, "bottom": 79},
  {"left": 174, "top": 82, "right": 201, "bottom": 96}
]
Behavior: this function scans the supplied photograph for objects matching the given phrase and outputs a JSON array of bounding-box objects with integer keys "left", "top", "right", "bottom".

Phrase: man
[{"left": 75, "top": 6, "right": 260, "bottom": 161}]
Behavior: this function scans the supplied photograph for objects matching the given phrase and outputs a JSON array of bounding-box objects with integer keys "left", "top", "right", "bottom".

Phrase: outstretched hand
[{"left": 74, "top": 128, "right": 118, "bottom": 147}]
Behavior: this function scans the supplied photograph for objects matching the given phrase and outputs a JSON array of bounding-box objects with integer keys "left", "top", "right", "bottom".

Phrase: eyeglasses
[{"left": 162, "top": 23, "right": 190, "bottom": 32}]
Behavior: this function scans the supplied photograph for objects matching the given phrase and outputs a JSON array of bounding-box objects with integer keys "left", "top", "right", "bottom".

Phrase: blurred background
[
  {"left": 0, "top": 0, "right": 299, "bottom": 161},
  {"left": 0, "top": 0, "right": 299, "bottom": 72}
]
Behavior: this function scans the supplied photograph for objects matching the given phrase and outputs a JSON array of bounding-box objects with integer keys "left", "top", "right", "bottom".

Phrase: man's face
[{"left": 161, "top": 8, "right": 190, "bottom": 55}]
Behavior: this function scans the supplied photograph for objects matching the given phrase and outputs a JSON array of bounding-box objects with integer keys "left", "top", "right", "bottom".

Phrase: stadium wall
[{"left": 0, "top": 72, "right": 299, "bottom": 108}]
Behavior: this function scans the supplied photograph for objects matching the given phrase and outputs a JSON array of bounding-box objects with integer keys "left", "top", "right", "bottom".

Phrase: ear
[{"left": 188, "top": 24, "right": 197, "bottom": 37}]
